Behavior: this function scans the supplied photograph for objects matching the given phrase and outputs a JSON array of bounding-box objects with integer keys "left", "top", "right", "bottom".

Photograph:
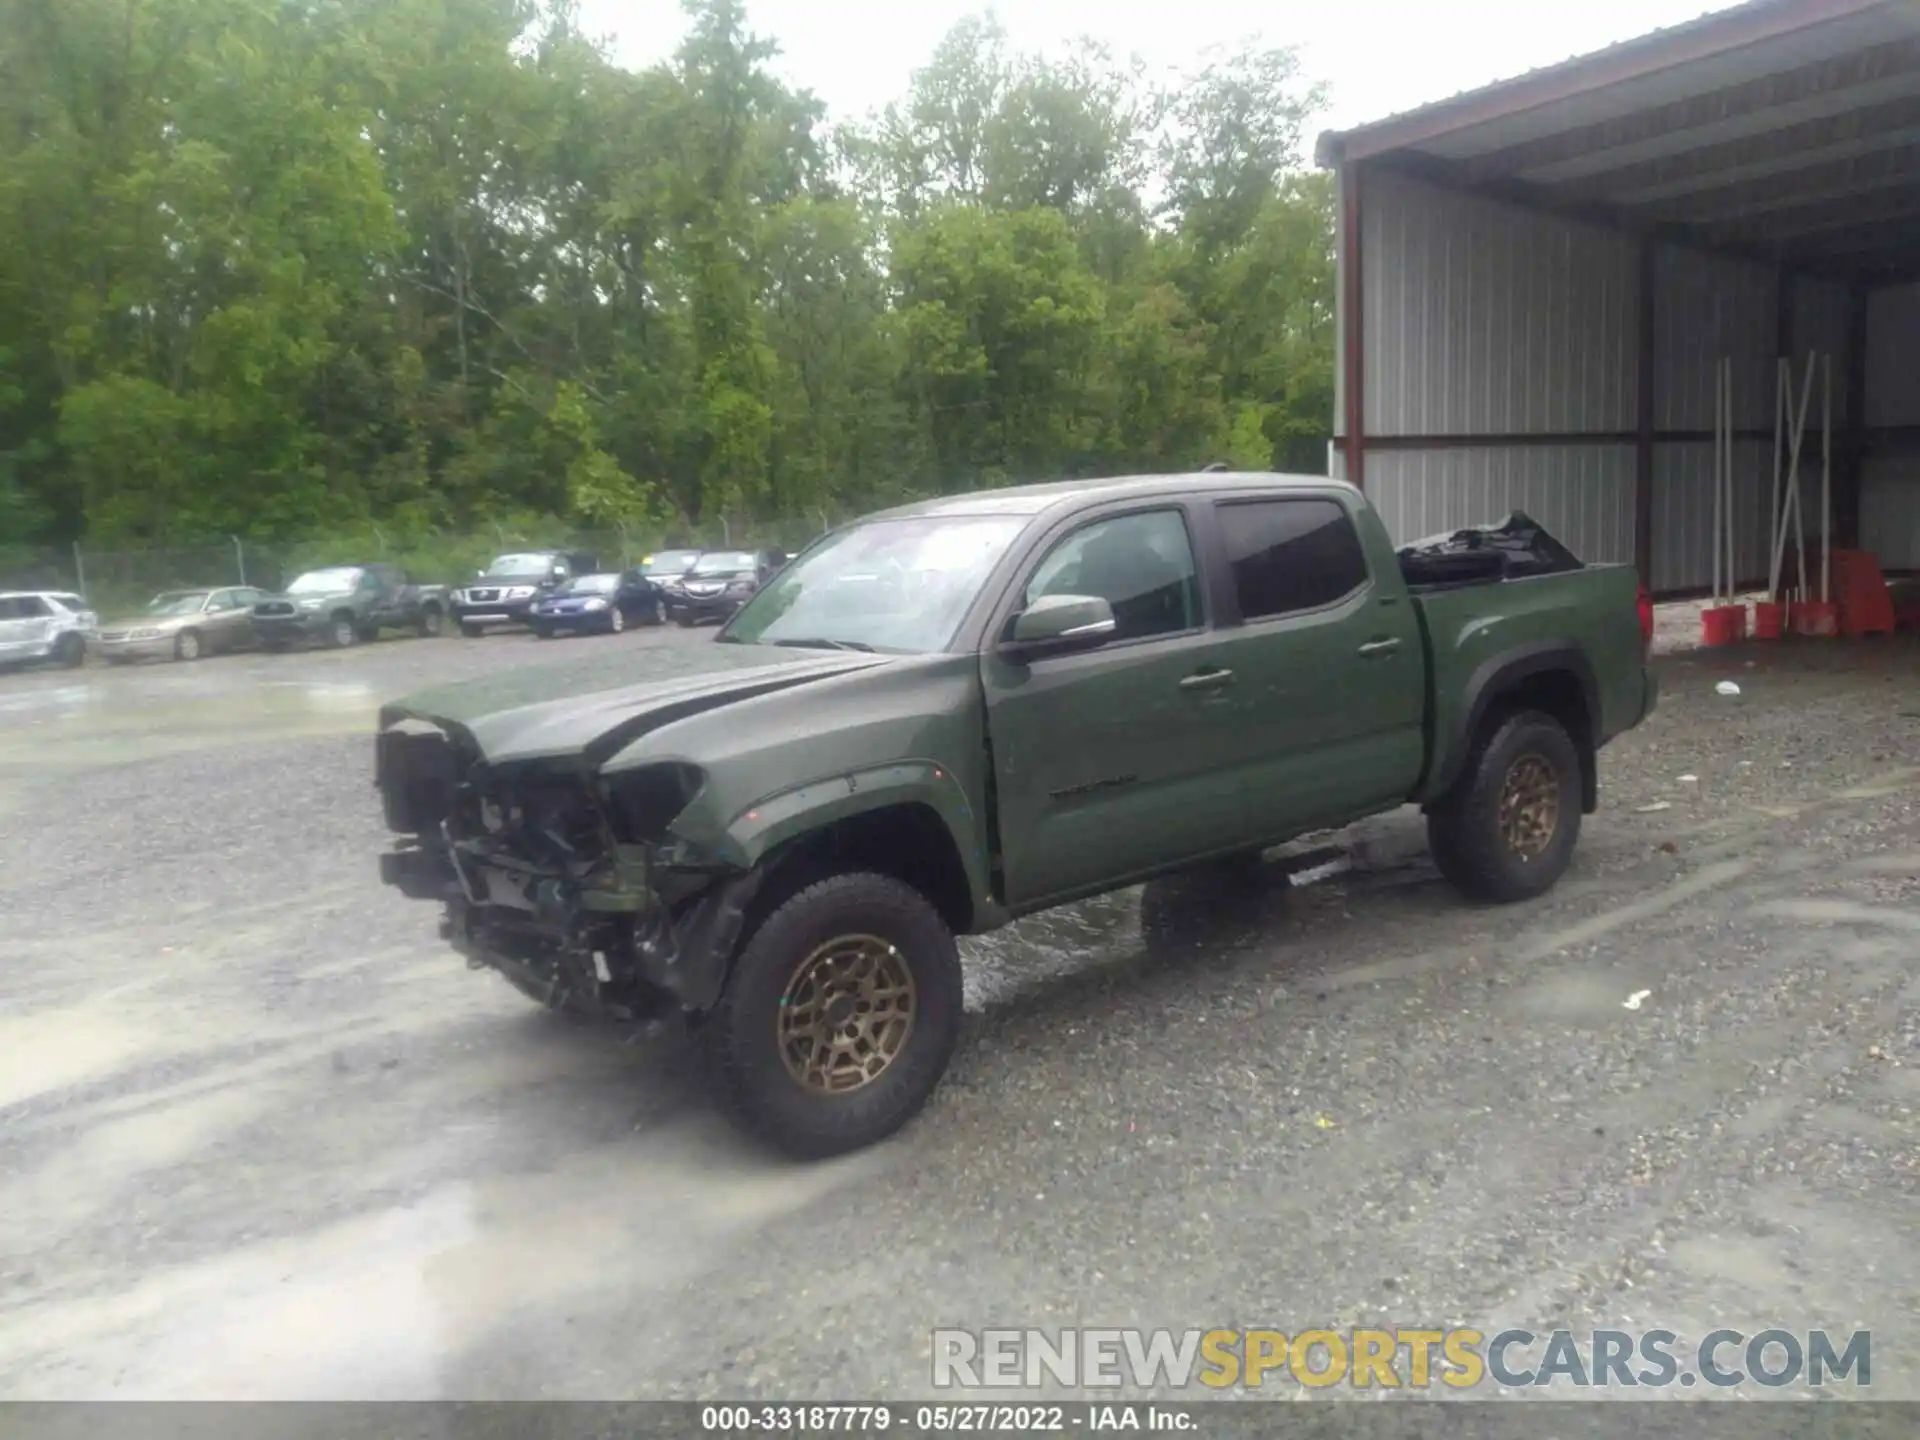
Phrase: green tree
[{"left": 0, "top": 0, "right": 1337, "bottom": 560}]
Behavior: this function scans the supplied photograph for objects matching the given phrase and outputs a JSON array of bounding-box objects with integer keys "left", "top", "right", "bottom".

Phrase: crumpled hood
[{"left": 381, "top": 641, "right": 891, "bottom": 764}]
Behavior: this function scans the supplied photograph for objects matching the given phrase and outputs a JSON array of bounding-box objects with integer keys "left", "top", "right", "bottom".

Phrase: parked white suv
[{"left": 0, "top": 591, "right": 98, "bottom": 669}]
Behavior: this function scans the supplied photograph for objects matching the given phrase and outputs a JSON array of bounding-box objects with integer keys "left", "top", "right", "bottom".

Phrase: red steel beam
[
  {"left": 1635, "top": 238, "right": 1656, "bottom": 588},
  {"left": 1341, "top": 166, "right": 1366, "bottom": 490}
]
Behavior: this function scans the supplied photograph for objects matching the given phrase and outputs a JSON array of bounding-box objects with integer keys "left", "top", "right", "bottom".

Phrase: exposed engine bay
[{"left": 375, "top": 717, "right": 760, "bottom": 1021}]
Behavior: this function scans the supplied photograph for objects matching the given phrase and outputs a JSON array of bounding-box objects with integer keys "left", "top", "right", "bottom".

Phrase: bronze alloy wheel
[
  {"left": 1498, "top": 753, "right": 1560, "bottom": 862},
  {"left": 777, "top": 934, "right": 917, "bottom": 1095}
]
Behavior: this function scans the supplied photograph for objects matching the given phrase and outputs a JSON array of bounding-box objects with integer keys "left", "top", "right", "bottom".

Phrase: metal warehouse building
[{"left": 1316, "top": 0, "right": 1920, "bottom": 595}]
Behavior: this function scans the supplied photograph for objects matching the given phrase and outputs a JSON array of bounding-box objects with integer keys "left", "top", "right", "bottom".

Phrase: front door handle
[
  {"left": 1179, "top": 668, "right": 1235, "bottom": 692},
  {"left": 1358, "top": 638, "right": 1402, "bottom": 658}
]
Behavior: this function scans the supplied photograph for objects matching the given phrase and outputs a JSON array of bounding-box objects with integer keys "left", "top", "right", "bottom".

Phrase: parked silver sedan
[{"left": 95, "top": 587, "right": 268, "bottom": 663}]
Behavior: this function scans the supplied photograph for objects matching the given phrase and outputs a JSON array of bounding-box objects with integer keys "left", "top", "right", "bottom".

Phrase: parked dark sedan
[
  {"left": 530, "top": 570, "right": 670, "bottom": 638},
  {"left": 639, "top": 549, "right": 701, "bottom": 612},
  {"left": 671, "top": 548, "right": 787, "bottom": 626}
]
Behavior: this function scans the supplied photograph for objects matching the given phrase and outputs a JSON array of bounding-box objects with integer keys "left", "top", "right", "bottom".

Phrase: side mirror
[{"left": 1001, "top": 594, "right": 1116, "bottom": 658}]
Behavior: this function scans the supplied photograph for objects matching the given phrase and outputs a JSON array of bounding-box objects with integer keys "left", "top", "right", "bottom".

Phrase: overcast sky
[{"left": 575, "top": 0, "right": 1735, "bottom": 138}]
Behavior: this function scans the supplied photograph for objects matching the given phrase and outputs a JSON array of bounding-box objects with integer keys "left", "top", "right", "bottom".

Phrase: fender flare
[
  {"left": 1425, "top": 643, "right": 1599, "bottom": 810},
  {"left": 723, "top": 760, "right": 990, "bottom": 907}
]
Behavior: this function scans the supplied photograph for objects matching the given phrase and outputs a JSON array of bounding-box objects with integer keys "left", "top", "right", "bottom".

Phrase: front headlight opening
[{"left": 603, "top": 763, "right": 705, "bottom": 844}]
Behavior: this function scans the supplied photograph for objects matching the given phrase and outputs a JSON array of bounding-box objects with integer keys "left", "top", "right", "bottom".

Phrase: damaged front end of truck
[{"left": 375, "top": 714, "right": 762, "bottom": 1023}]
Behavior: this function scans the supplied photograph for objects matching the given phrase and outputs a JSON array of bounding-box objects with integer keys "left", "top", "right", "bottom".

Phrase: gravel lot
[{"left": 0, "top": 618, "right": 1915, "bottom": 1402}]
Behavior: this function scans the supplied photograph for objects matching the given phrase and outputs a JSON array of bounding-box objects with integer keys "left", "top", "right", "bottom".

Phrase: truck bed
[
  {"left": 1398, "top": 515, "right": 1652, "bottom": 806},
  {"left": 1397, "top": 511, "right": 1585, "bottom": 591}
]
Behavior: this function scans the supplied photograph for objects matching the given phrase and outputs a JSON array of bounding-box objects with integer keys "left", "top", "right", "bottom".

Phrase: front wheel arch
[{"left": 742, "top": 800, "right": 978, "bottom": 941}]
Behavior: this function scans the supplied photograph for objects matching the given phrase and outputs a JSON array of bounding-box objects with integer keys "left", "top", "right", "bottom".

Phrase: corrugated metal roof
[
  {"left": 1315, "top": 0, "right": 1920, "bottom": 283},
  {"left": 1315, "top": 3, "right": 1750, "bottom": 166}
]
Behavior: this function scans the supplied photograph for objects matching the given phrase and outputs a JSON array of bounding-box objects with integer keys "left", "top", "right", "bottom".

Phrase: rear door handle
[
  {"left": 1357, "top": 638, "right": 1402, "bottom": 658},
  {"left": 1179, "top": 668, "right": 1235, "bottom": 692}
]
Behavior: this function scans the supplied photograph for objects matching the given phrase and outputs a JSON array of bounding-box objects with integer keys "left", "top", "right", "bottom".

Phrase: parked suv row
[{"left": 0, "top": 543, "right": 798, "bottom": 672}]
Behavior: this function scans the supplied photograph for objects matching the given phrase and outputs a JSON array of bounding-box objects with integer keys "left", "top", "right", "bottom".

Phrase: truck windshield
[
  {"left": 144, "top": 592, "right": 210, "bottom": 616},
  {"left": 288, "top": 568, "right": 362, "bottom": 595},
  {"left": 723, "top": 516, "right": 1027, "bottom": 654},
  {"left": 691, "top": 551, "right": 756, "bottom": 576},
  {"left": 484, "top": 553, "right": 554, "bottom": 578}
]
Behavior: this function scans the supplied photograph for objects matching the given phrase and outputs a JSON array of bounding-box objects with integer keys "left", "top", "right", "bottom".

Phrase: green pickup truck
[{"left": 375, "top": 472, "right": 1657, "bottom": 1157}]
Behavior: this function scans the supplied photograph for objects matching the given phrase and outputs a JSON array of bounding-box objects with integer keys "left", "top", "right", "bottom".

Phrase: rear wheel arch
[{"left": 1433, "top": 646, "right": 1599, "bottom": 814}]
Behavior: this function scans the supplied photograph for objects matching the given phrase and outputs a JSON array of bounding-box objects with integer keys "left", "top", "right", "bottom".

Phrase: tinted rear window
[{"left": 1218, "top": 499, "right": 1369, "bottom": 620}]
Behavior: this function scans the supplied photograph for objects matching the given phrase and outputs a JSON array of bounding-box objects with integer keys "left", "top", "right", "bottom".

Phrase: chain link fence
[{"left": 0, "top": 514, "right": 851, "bottom": 618}]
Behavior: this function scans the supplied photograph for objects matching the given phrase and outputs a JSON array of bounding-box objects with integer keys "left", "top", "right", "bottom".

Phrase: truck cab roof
[{"left": 863, "top": 471, "right": 1359, "bottom": 524}]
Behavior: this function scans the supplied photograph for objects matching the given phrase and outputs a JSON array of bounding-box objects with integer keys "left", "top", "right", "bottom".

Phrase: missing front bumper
[{"left": 381, "top": 841, "right": 763, "bottom": 1015}]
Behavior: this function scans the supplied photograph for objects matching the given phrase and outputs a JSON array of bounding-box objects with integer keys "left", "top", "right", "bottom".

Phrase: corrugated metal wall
[
  {"left": 1351, "top": 169, "right": 1637, "bottom": 568},
  {"left": 1792, "top": 277, "right": 1853, "bottom": 422},
  {"left": 1649, "top": 441, "right": 1782, "bottom": 594},
  {"left": 1366, "top": 448, "right": 1635, "bottom": 563},
  {"left": 1340, "top": 165, "right": 1894, "bottom": 593},
  {"left": 1360, "top": 170, "right": 1637, "bottom": 437},
  {"left": 1860, "top": 280, "right": 1920, "bottom": 570},
  {"left": 1860, "top": 454, "right": 1920, "bottom": 570},
  {"left": 1864, "top": 283, "right": 1920, "bottom": 426},
  {"left": 1648, "top": 249, "right": 1782, "bottom": 593}
]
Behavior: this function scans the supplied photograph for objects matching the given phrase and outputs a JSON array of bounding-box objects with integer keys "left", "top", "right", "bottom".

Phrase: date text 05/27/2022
[{"left": 700, "top": 1405, "right": 1193, "bottom": 1432}]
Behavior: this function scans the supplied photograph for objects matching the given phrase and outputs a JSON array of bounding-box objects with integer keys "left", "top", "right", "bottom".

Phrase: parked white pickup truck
[{"left": 0, "top": 590, "right": 97, "bottom": 669}]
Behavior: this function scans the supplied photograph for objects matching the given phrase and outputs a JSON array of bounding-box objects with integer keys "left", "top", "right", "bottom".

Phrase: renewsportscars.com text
[{"left": 930, "top": 1327, "right": 1872, "bottom": 1391}]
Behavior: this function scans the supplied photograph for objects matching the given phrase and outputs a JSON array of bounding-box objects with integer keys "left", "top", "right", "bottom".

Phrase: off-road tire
[
  {"left": 54, "top": 632, "right": 86, "bottom": 668},
  {"left": 1427, "top": 709, "right": 1582, "bottom": 904},
  {"left": 173, "top": 629, "right": 203, "bottom": 662},
  {"left": 459, "top": 621, "right": 484, "bottom": 639},
  {"left": 327, "top": 613, "right": 357, "bottom": 649},
  {"left": 417, "top": 605, "right": 444, "bottom": 638},
  {"left": 701, "top": 871, "right": 964, "bottom": 1160}
]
